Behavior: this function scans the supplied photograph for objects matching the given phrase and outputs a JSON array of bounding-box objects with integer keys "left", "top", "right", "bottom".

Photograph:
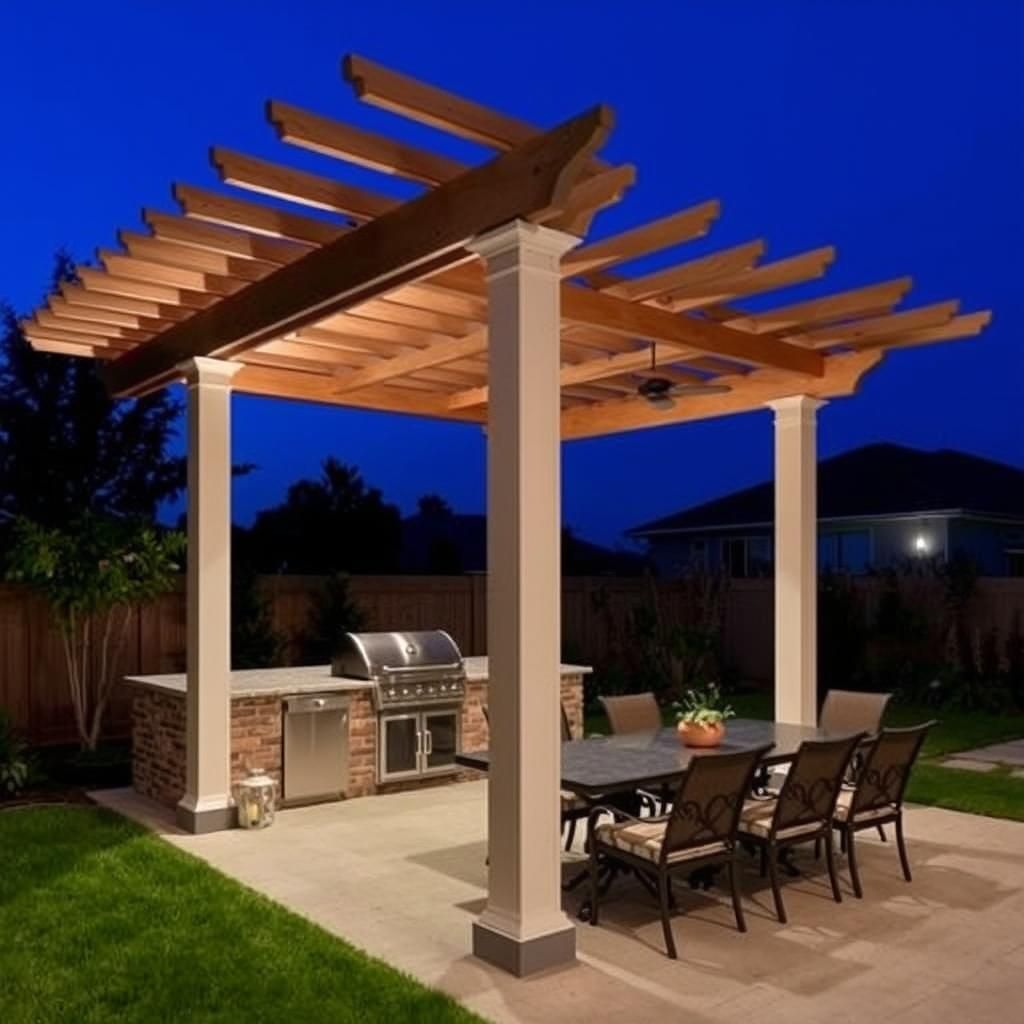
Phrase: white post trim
[
  {"left": 769, "top": 395, "right": 825, "bottom": 727},
  {"left": 178, "top": 356, "right": 241, "bottom": 834},
  {"left": 470, "top": 220, "right": 579, "bottom": 977}
]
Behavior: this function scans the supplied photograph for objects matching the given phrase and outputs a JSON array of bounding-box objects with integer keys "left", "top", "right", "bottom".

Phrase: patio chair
[
  {"left": 587, "top": 744, "right": 773, "bottom": 960},
  {"left": 600, "top": 692, "right": 662, "bottom": 733},
  {"left": 832, "top": 721, "right": 935, "bottom": 898},
  {"left": 600, "top": 692, "right": 671, "bottom": 813},
  {"left": 737, "top": 732, "right": 865, "bottom": 924}
]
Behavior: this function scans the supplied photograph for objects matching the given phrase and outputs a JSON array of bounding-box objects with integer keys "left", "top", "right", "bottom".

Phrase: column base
[
  {"left": 472, "top": 919, "right": 576, "bottom": 977},
  {"left": 176, "top": 797, "right": 235, "bottom": 834}
]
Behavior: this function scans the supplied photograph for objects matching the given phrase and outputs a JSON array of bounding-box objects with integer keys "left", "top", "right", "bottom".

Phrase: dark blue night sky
[{"left": 4, "top": 2, "right": 1021, "bottom": 545}]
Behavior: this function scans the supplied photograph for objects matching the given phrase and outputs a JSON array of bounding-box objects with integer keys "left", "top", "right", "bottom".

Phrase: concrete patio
[{"left": 95, "top": 780, "right": 1024, "bottom": 1024}]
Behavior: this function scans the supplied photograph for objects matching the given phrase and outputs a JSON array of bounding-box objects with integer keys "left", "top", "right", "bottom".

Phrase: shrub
[{"left": 0, "top": 710, "right": 29, "bottom": 797}]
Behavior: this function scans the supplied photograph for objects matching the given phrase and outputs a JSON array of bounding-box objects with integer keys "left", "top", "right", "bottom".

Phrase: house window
[
  {"left": 1007, "top": 550, "right": 1024, "bottom": 578},
  {"left": 721, "top": 537, "right": 772, "bottom": 578},
  {"left": 819, "top": 530, "right": 871, "bottom": 573}
]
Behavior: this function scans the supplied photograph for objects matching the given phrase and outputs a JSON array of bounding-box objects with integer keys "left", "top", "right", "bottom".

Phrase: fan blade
[{"left": 671, "top": 383, "right": 732, "bottom": 397}]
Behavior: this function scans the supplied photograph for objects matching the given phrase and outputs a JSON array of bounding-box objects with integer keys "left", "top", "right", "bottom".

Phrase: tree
[
  {"left": 7, "top": 515, "right": 185, "bottom": 751},
  {"left": 300, "top": 573, "right": 366, "bottom": 665},
  {"left": 231, "top": 560, "right": 286, "bottom": 670},
  {"left": 0, "top": 251, "right": 184, "bottom": 550},
  {"left": 245, "top": 458, "right": 402, "bottom": 574}
]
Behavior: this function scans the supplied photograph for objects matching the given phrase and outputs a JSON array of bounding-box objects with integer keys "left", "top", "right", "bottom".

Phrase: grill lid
[{"left": 331, "top": 630, "right": 463, "bottom": 681}]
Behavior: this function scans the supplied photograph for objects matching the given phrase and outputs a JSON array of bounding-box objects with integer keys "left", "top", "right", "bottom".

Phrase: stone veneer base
[{"left": 130, "top": 673, "right": 585, "bottom": 821}]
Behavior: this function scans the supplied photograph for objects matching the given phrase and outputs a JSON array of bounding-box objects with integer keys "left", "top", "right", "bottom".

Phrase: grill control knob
[
  {"left": 416, "top": 685, "right": 423, "bottom": 696},
  {"left": 402, "top": 687, "right": 409, "bottom": 696}
]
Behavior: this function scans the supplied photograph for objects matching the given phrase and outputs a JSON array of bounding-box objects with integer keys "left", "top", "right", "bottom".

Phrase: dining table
[{"left": 456, "top": 717, "right": 857, "bottom": 800}]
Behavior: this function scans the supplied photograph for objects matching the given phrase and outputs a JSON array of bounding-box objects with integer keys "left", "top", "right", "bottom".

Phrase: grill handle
[
  {"left": 380, "top": 662, "right": 462, "bottom": 675},
  {"left": 424, "top": 730, "right": 433, "bottom": 756}
]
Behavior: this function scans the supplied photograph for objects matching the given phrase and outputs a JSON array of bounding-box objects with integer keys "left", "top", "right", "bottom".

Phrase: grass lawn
[
  {"left": 585, "top": 691, "right": 1024, "bottom": 823},
  {"left": 0, "top": 805, "right": 483, "bottom": 1024}
]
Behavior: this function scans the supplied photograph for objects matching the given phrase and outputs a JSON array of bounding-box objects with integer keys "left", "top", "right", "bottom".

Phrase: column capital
[
  {"left": 468, "top": 220, "right": 579, "bottom": 278},
  {"left": 767, "top": 394, "right": 827, "bottom": 421},
  {"left": 178, "top": 356, "right": 243, "bottom": 389}
]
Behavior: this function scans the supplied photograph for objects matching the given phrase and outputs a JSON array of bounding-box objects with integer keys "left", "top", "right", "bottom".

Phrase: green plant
[
  {"left": 6, "top": 515, "right": 185, "bottom": 751},
  {"left": 232, "top": 562, "right": 286, "bottom": 670},
  {"left": 0, "top": 710, "right": 29, "bottom": 797},
  {"left": 673, "top": 682, "right": 735, "bottom": 727}
]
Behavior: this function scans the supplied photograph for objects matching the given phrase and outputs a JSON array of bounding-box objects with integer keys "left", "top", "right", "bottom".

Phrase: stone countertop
[{"left": 125, "top": 658, "right": 591, "bottom": 700}]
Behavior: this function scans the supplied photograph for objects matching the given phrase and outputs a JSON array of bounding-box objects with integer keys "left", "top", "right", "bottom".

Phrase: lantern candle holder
[{"left": 236, "top": 769, "right": 277, "bottom": 830}]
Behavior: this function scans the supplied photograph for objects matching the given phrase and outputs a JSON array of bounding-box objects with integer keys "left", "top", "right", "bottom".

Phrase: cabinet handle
[
  {"left": 424, "top": 730, "right": 433, "bottom": 756},
  {"left": 416, "top": 731, "right": 422, "bottom": 756}
]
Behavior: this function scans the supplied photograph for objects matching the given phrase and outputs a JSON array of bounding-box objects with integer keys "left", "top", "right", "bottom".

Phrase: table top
[{"left": 456, "top": 719, "right": 858, "bottom": 798}]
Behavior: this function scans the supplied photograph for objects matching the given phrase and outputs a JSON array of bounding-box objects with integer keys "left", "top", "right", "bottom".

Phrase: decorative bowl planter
[{"left": 677, "top": 720, "right": 726, "bottom": 748}]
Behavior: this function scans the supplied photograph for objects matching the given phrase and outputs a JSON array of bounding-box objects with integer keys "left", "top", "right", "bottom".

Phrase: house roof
[
  {"left": 19, "top": 54, "right": 989, "bottom": 440},
  {"left": 629, "top": 444, "right": 1024, "bottom": 536}
]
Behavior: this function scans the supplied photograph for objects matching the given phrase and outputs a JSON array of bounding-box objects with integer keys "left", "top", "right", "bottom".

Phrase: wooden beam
[
  {"left": 103, "top": 104, "right": 613, "bottom": 396},
  {"left": 35, "top": 310, "right": 150, "bottom": 342},
  {"left": 801, "top": 301, "right": 959, "bottom": 348},
  {"left": 344, "top": 53, "right": 539, "bottom": 150},
  {"left": 561, "top": 351, "right": 882, "bottom": 440},
  {"left": 144, "top": 210, "right": 311, "bottom": 263},
  {"left": 25, "top": 336, "right": 120, "bottom": 360},
  {"left": 119, "top": 232, "right": 275, "bottom": 282},
  {"left": 98, "top": 252, "right": 242, "bottom": 296},
  {"left": 268, "top": 100, "right": 465, "bottom": 186},
  {"left": 600, "top": 240, "right": 765, "bottom": 302},
  {"left": 24, "top": 324, "right": 135, "bottom": 351},
  {"left": 230, "top": 363, "right": 486, "bottom": 421},
  {"left": 174, "top": 184, "right": 347, "bottom": 245},
  {"left": 547, "top": 164, "right": 636, "bottom": 235},
  {"left": 664, "top": 247, "right": 836, "bottom": 311},
  {"left": 210, "top": 148, "right": 398, "bottom": 221},
  {"left": 563, "top": 200, "right": 720, "bottom": 276},
  {"left": 334, "top": 329, "right": 487, "bottom": 393},
  {"left": 559, "top": 285, "right": 825, "bottom": 375},
  {"left": 850, "top": 311, "right": 991, "bottom": 351},
  {"left": 48, "top": 298, "right": 142, "bottom": 330},
  {"left": 78, "top": 268, "right": 214, "bottom": 309},
  {"left": 724, "top": 277, "right": 914, "bottom": 334},
  {"left": 60, "top": 283, "right": 190, "bottom": 322}
]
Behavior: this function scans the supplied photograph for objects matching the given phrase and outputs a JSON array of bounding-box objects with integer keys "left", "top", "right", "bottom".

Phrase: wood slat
[
  {"left": 211, "top": 148, "right": 398, "bottom": 222},
  {"left": 174, "top": 184, "right": 347, "bottom": 245},
  {"left": 119, "top": 232, "right": 276, "bottom": 282},
  {"left": 600, "top": 240, "right": 766, "bottom": 302},
  {"left": 104, "top": 105, "right": 612, "bottom": 395},
  {"left": 801, "top": 301, "right": 959, "bottom": 348},
  {"left": 848, "top": 311, "right": 992, "bottom": 351},
  {"left": 335, "top": 329, "right": 488, "bottom": 393},
  {"left": 35, "top": 311, "right": 150, "bottom": 342},
  {"left": 60, "top": 284, "right": 190, "bottom": 322},
  {"left": 563, "top": 200, "right": 721, "bottom": 276},
  {"left": 268, "top": 100, "right": 466, "bottom": 186},
  {"left": 24, "top": 324, "right": 135, "bottom": 351},
  {"left": 144, "top": 210, "right": 311, "bottom": 263},
  {"left": 78, "top": 268, "right": 215, "bottom": 309},
  {"left": 98, "top": 252, "right": 242, "bottom": 296},
  {"left": 664, "top": 247, "right": 836, "bottom": 311},
  {"left": 723, "top": 277, "right": 914, "bottom": 334}
]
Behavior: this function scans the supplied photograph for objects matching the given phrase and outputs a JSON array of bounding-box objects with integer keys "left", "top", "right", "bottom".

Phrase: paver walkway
[
  {"left": 942, "top": 738, "right": 1024, "bottom": 775},
  {"left": 96, "top": 782, "right": 1024, "bottom": 1024}
]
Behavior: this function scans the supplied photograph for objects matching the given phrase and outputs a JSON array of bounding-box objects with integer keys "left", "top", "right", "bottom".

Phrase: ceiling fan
[{"left": 636, "top": 343, "right": 732, "bottom": 410}]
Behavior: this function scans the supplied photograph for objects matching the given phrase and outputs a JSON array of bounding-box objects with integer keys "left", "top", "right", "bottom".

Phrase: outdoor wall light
[
  {"left": 236, "top": 768, "right": 277, "bottom": 830},
  {"left": 913, "top": 534, "right": 929, "bottom": 555}
]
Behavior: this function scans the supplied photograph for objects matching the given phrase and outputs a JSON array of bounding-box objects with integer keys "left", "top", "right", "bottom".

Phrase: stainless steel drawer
[{"left": 282, "top": 693, "right": 350, "bottom": 805}]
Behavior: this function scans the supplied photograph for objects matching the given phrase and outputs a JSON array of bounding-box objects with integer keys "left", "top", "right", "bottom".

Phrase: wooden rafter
[
  {"left": 800, "top": 301, "right": 959, "bottom": 348},
  {"left": 103, "top": 105, "right": 613, "bottom": 395}
]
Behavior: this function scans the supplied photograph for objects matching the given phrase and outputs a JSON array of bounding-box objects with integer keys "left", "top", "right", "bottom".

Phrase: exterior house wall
[{"left": 948, "top": 518, "right": 1024, "bottom": 575}]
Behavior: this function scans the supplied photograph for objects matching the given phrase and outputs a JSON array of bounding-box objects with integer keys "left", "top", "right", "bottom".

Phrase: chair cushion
[
  {"left": 834, "top": 789, "right": 897, "bottom": 824},
  {"left": 561, "top": 791, "right": 589, "bottom": 813},
  {"left": 739, "top": 798, "right": 824, "bottom": 841},
  {"left": 594, "top": 819, "right": 727, "bottom": 865}
]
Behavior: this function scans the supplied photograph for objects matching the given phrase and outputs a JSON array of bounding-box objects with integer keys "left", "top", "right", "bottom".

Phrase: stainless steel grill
[{"left": 332, "top": 630, "right": 467, "bottom": 782}]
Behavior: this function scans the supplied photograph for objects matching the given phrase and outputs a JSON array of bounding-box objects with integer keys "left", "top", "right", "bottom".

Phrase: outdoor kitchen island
[{"left": 126, "top": 657, "right": 589, "bottom": 816}]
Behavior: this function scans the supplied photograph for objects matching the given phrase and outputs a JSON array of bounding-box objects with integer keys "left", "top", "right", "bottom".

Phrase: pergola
[{"left": 24, "top": 54, "right": 989, "bottom": 976}]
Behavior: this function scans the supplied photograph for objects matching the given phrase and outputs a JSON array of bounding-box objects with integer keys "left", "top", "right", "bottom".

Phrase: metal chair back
[
  {"left": 819, "top": 689, "right": 892, "bottom": 735},
  {"left": 661, "top": 745, "right": 773, "bottom": 863},
  {"left": 850, "top": 721, "right": 935, "bottom": 818},
  {"left": 772, "top": 733, "right": 865, "bottom": 836},
  {"left": 600, "top": 692, "right": 661, "bottom": 734}
]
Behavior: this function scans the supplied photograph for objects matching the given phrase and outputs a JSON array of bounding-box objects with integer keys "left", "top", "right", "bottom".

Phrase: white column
[
  {"left": 471, "top": 220, "right": 579, "bottom": 976},
  {"left": 177, "top": 357, "right": 241, "bottom": 834},
  {"left": 769, "top": 396, "right": 825, "bottom": 727}
]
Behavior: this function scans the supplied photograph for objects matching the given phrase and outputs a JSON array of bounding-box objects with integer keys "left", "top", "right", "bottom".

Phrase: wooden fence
[{"left": 2, "top": 575, "right": 1023, "bottom": 745}]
